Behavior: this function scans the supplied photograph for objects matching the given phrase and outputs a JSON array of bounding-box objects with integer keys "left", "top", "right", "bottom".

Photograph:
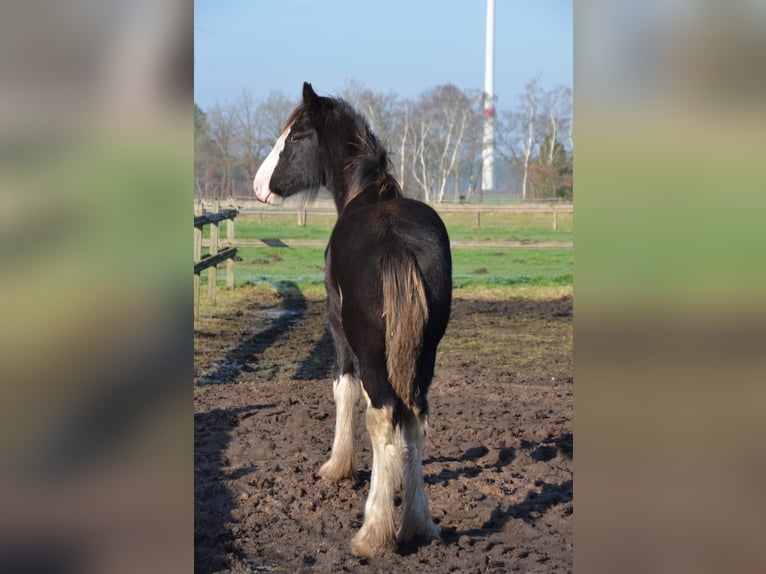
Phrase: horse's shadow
[
  {"left": 496, "top": 477, "right": 572, "bottom": 526},
  {"left": 423, "top": 444, "right": 518, "bottom": 484},
  {"left": 294, "top": 325, "right": 335, "bottom": 381},
  {"left": 404, "top": 432, "right": 573, "bottom": 553},
  {"left": 200, "top": 279, "right": 336, "bottom": 384},
  {"left": 194, "top": 403, "right": 275, "bottom": 572},
  {"left": 199, "top": 281, "right": 307, "bottom": 384},
  {"left": 444, "top": 477, "right": 573, "bottom": 539},
  {"left": 423, "top": 432, "right": 571, "bottom": 483},
  {"left": 396, "top": 475, "right": 573, "bottom": 557}
]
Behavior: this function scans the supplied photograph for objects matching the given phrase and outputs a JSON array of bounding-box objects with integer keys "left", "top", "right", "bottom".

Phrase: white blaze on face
[{"left": 253, "top": 126, "right": 290, "bottom": 204}]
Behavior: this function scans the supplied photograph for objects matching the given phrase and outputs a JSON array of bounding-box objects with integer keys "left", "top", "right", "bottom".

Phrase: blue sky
[{"left": 194, "top": 0, "right": 572, "bottom": 112}]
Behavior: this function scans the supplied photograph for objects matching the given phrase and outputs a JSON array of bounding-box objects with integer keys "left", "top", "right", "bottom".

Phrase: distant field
[
  {"left": 440, "top": 211, "right": 572, "bottom": 243},
  {"left": 198, "top": 209, "right": 573, "bottom": 296},
  {"left": 206, "top": 210, "right": 573, "bottom": 244}
]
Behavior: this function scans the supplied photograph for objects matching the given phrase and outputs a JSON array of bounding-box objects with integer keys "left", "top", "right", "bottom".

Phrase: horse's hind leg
[
  {"left": 397, "top": 408, "right": 441, "bottom": 544},
  {"left": 319, "top": 372, "right": 360, "bottom": 481},
  {"left": 351, "top": 398, "right": 399, "bottom": 557},
  {"left": 399, "top": 343, "right": 441, "bottom": 544}
]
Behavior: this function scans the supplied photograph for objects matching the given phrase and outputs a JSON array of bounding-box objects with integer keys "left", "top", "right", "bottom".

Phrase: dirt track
[{"left": 194, "top": 285, "right": 573, "bottom": 573}]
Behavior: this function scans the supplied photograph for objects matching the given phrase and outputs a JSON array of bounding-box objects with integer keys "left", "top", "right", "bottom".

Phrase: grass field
[
  {"left": 206, "top": 211, "right": 573, "bottom": 243},
  {"left": 198, "top": 210, "right": 573, "bottom": 298}
]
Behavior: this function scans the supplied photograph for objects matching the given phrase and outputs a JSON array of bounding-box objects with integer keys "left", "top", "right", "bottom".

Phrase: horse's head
[{"left": 253, "top": 82, "right": 327, "bottom": 204}]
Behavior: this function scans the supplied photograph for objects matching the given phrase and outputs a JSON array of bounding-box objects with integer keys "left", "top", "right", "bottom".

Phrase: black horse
[{"left": 253, "top": 82, "right": 452, "bottom": 557}]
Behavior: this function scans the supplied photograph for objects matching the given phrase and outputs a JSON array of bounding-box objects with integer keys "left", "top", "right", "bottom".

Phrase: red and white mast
[{"left": 481, "top": 0, "right": 495, "bottom": 195}]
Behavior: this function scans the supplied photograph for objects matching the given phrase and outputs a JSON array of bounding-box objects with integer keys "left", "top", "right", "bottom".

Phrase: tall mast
[{"left": 481, "top": 0, "right": 495, "bottom": 197}]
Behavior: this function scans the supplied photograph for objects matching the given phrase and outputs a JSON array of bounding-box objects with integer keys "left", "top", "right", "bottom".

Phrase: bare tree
[
  {"left": 495, "top": 76, "right": 543, "bottom": 200},
  {"left": 194, "top": 102, "right": 212, "bottom": 197},
  {"left": 455, "top": 92, "right": 483, "bottom": 202},
  {"left": 540, "top": 85, "right": 572, "bottom": 165},
  {"left": 409, "top": 113, "right": 432, "bottom": 202},
  {"left": 233, "top": 89, "right": 265, "bottom": 197},
  {"left": 206, "top": 101, "right": 238, "bottom": 198},
  {"left": 227, "top": 89, "right": 299, "bottom": 198},
  {"left": 519, "top": 77, "right": 540, "bottom": 200},
  {"left": 406, "top": 84, "right": 480, "bottom": 203},
  {"left": 258, "top": 90, "right": 298, "bottom": 141},
  {"left": 494, "top": 109, "right": 520, "bottom": 194},
  {"left": 341, "top": 80, "right": 399, "bottom": 148},
  {"left": 394, "top": 100, "right": 411, "bottom": 193}
]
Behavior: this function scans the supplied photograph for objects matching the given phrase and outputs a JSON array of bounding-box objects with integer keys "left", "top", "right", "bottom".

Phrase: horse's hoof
[
  {"left": 350, "top": 528, "right": 396, "bottom": 557},
  {"left": 319, "top": 459, "right": 356, "bottom": 482},
  {"left": 397, "top": 519, "right": 442, "bottom": 544}
]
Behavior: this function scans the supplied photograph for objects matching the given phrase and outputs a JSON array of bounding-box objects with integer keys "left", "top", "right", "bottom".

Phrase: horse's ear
[
  {"left": 302, "top": 82, "right": 324, "bottom": 128},
  {"left": 302, "top": 82, "right": 317, "bottom": 105}
]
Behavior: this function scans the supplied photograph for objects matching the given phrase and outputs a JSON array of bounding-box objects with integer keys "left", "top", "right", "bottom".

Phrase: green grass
[
  {"left": 440, "top": 212, "right": 573, "bottom": 243},
  {"left": 198, "top": 209, "right": 573, "bottom": 296},
  {"left": 231, "top": 214, "right": 337, "bottom": 241},
  {"left": 200, "top": 246, "right": 572, "bottom": 292},
  {"left": 451, "top": 248, "right": 573, "bottom": 288},
  {"left": 205, "top": 211, "right": 573, "bottom": 244},
  {"left": 233, "top": 246, "right": 326, "bottom": 289}
]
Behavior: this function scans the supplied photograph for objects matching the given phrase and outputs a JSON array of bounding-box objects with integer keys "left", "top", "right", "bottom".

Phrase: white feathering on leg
[{"left": 319, "top": 373, "right": 360, "bottom": 481}]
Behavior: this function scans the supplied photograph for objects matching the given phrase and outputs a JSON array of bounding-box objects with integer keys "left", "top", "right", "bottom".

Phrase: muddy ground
[{"left": 194, "top": 284, "right": 572, "bottom": 573}]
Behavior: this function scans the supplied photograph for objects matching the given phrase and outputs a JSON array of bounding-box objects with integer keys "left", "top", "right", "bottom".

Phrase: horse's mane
[
  {"left": 336, "top": 100, "right": 403, "bottom": 206},
  {"left": 282, "top": 103, "right": 306, "bottom": 131}
]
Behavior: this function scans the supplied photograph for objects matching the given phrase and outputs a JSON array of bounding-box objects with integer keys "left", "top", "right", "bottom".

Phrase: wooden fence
[
  {"left": 201, "top": 199, "right": 573, "bottom": 230},
  {"left": 194, "top": 200, "right": 238, "bottom": 320}
]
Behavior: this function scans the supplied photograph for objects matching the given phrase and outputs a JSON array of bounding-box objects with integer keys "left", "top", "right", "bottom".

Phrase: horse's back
[{"left": 330, "top": 197, "right": 451, "bottom": 316}]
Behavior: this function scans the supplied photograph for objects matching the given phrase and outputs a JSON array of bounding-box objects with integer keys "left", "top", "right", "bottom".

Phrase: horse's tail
[{"left": 381, "top": 249, "right": 429, "bottom": 413}]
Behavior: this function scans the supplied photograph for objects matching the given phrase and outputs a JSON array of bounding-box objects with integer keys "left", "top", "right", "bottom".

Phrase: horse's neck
[
  {"left": 326, "top": 169, "right": 351, "bottom": 213},
  {"left": 323, "top": 138, "right": 359, "bottom": 213}
]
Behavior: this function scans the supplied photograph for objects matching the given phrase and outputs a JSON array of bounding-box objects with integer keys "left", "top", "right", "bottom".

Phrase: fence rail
[
  {"left": 200, "top": 199, "right": 573, "bottom": 230},
  {"left": 194, "top": 247, "right": 238, "bottom": 275},
  {"left": 200, "top": 238, "right": 572, "bottom": 249},
  {"left": 194, "top": 209, "right": 238, "bottom": 227}
]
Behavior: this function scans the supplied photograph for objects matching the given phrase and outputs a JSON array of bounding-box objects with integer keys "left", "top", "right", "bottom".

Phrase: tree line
[{"left": 195, "top": 77, "right": 572, "bottom": 203}]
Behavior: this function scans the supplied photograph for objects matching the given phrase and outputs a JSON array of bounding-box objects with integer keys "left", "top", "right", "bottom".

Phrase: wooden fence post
[
  {"left": 553, "top": 210, "right": 558, "bottom": 231},
  {"left": 207, "top": 200, "right": 219, "bottom": 304},
  {"left": 475, "top": 210, "right": 481, "bottom": 229},
  {"left": 226, "top": 216, "right": 235, "bottom": 289}
]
